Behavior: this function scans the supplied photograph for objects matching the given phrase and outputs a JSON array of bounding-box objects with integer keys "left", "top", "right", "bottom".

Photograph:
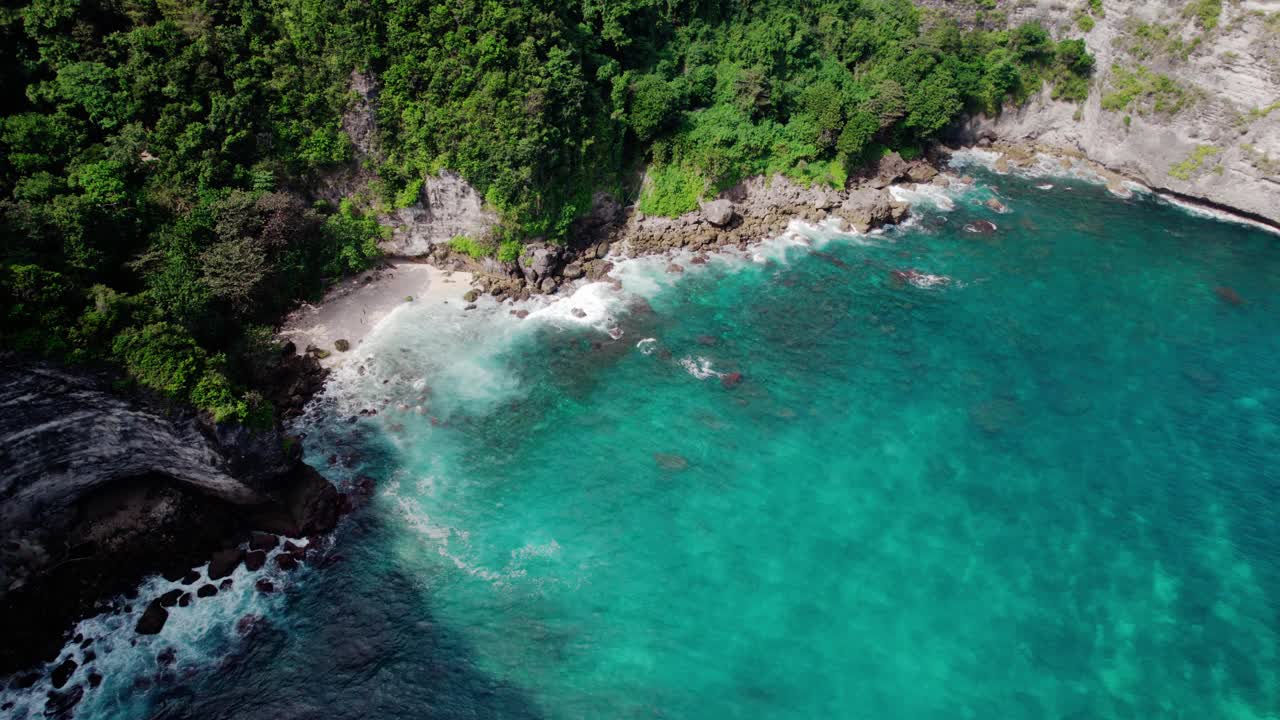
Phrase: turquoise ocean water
[{"left": 8, "top": 164, "right": 1280, "bottom": 719}]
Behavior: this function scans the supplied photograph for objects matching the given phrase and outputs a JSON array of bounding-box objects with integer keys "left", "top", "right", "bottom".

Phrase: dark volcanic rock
[
  {"left": 135, "top": 600, "right": 169, "bottom": 635},
  {"left": 249, "top": 532, "right": 278, "bottom": 552},
  {"left": 157, "top": 589, "right": 183, "bottom": 608},
  {"left": 0, "top": 358, "right": 340, "bottom": 675},
  {"left": 196, "top": 584, "right": 218, "bottom": 598},
  {"left": 50, "top": 657, "right": 76, "bottom": 689},
  {"left": 207, "top": 549, "right": 244, "bottom": 580},
  {"left": 275, "top": 553, "right": 299, "bottom": 571},
  {"left": 244, "top": 550, "right": 267, "bottom": 572},
  {"left": 44, "top": 684, "right": 84, "bottom": 719},
  {"left": 255, "top": 579, "right": 275, "bottom": 594}
]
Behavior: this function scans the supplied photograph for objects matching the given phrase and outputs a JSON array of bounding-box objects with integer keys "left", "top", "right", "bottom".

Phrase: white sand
[{"left": 279, "top": 262, "right": 474, "bottom": 367}]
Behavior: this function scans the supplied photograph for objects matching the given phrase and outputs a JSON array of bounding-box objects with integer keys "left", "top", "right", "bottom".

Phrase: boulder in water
[
  {"left": 654, "top": 453, "right": 689, "bottom": 471},
  {"left": 964, "top": 220, "right": 997, "bottom": 234},
  {"left": 44, "top": 684, "right": 84, "bottom": 719},
  {"left": 249, "top": 532, "right": 278, "bottom": 552},
  {"left": 1214, "top": 286, "right": 1243, "bottom": 305},
  {"left": 244, "top": 550, "right": 267, "bottom": 572},
  {"left": 721, "top": 371, "right": 743, "bottom": 388},
  {"left": 334, "top": 339, "right": 351, "bottom": 352},
  {"left": 50, "top": 657, "right": 76, "bottom": 689},
  {"left": 985, "top": 198, "right": 1008, "bottom": 213},
  {"left": 207, "top": 548, "right": 243, "bottom": 580},
  {"left": 157, "top": 589, "right": 183, "bottom": 608},
  {"left": 135, "top": 600, "right": 169, "bottom": 635}
]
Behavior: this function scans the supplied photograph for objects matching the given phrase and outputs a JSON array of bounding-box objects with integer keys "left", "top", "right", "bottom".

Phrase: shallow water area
[{"left": 6, "top": 167, "right": 1280, "bottom": 719}]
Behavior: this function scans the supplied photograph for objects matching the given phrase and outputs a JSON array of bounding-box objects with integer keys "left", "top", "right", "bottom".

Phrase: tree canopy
[{"left": 0, "top": 0, "right": 1093, "bottom": 422}]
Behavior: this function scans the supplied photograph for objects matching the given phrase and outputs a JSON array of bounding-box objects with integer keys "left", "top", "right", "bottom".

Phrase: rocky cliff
[
  {"left": 946, "top": 0, "right": 1280, "bottom": 226},
  {"left": 0, "top": 358, "right": 338, "bottom": 674}
]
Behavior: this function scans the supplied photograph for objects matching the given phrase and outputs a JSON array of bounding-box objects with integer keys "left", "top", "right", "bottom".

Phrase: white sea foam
[
  {"left": 636, "top": 338, "right": 658, "bottom": 355},
  {"left": 679, "top": 355, "right": 723, "bottom": 380},
  {"left": 0, "top": 539, "right": 313, "bottom": 718},
  {"left": 384, "top": 479, "right": 504, "bottom": 583},
  {"left": 526, "top": 280, "right": 625, "bottom": 333},
  {"left": 1160, "top": 194, "right": 1280, "bottom": 236},
  {"left": 890, "top": 183, "right": 956, "bottom": 211}
]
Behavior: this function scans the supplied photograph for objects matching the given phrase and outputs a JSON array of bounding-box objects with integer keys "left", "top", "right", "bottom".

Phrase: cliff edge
[
  {"left": 944, "top": 0, "right": 1279, "bottom": 225},
  {"left": 0, "top": 358, "right": 338, "bottom": 675}
]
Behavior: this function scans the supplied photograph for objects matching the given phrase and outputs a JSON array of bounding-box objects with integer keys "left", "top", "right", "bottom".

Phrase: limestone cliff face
[
  {"left": 379, "top": 170, "right": 501, "bottom": 255},
  {"left": 948, "top": 0, "right": 1280, "bottom": 225},
  {"left": 326, "top": 71, "right": 500, "bottom": 256}
]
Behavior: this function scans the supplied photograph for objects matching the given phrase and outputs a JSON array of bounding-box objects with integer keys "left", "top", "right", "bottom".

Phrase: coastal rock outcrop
[
  {"left": 700, "top": 199, "right": 736, "bottom": 227},
  {"left": 0, "top": 358, "right": 339, "bottom": 674},
  {"left": 516, "top": 242, "right": 566, "bottom": 286},
  {"left": 945, "top": 0, "right": 1280, "bottom": 226},
  {"left": 378, "top": 171, "right": 500, "bottom": 256}
]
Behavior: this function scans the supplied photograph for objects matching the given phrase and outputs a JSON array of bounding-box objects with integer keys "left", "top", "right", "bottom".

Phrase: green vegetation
[
  {"left": 1101, "top": 65, "right": 1195, "bottom": 115},
  {"left": 1185, "top": 0, "right": 1222, "bottom": 31},
  {"left": 0, "top": 0, "right": 1093, "bottom": 423},
  {"left": 449, "top": 236, "right": 493, "bottom": 260},
  {"left": 1168, "top": 145, "right": 1221, "bottom": 180},
  {"left": 496, "top": 240, "right": 523, "bottom": 265},
  {"left": 1126, "top": 21, "right": 1197, "bottom": 60},
  {"left": 1246, "top": 101, "right": 1280, "bottom": 121}
]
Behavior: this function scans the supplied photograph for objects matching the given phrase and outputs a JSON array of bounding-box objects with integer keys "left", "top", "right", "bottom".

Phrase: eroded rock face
[
  {"left": 946, "top": 1, "right": 1280, "bottom": 226},
  {"left": 0, "top": 358, "right": 338, "bottom": 674},
  {"left": 517, "top": 242, "right": 565, "bottom": 286},
  {"left": 379, "top": 171, "right": 500, "bottom": 256}
]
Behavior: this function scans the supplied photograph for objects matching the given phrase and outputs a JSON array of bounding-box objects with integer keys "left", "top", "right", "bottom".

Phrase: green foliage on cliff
[
  {"left": 1101, "top": 65, "right": 1194, "bottom": 115},
  {"left": 1184, "top": 0, "right": 1222, "bottom": 31},
  {"left": 1168, "top": 144, "right": 1221, "bottom": 180},
  {"left": 0, "top": 0, "right": 1094, "bottom": 420}
]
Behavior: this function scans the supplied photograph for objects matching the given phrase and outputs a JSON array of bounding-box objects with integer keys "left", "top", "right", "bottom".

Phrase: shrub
[
  {"left": 639, "top": 165, "right": 706, "bottom": 217},
  {"left": 321, "top": 201, "right": 384, "bottom": 276},
  {"left": 112, "top": 322, "right": 208, "bottom": 399},
  {"left": 1168, "top": 145, "right": 1221, "bottom": 180},
  {"left": 449, "top": 236, "right": 493, "bottom": 259},
  {"left": 497, "top": 240, "right": 523, "bottom": 264}
]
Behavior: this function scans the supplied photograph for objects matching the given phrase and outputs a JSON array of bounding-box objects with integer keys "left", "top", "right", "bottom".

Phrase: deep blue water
[{"left": 6, "top": 166, "right": 1280, "bottom": 719}]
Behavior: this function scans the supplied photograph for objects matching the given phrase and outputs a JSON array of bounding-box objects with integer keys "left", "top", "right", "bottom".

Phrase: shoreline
[
  {"left": 277, "top": 140, "right": 1280, "bottom": 389},
  {"left": 278, "top": 261, "right": 474, "bottom": 368},
  {"left": 957, "top": 140, "right": 1280, "bottom": 237}
]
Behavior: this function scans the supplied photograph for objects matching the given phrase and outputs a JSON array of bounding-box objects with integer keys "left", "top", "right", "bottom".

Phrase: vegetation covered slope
[{"left": 0, "top": 0, "right": 1092, "bottom": 421}]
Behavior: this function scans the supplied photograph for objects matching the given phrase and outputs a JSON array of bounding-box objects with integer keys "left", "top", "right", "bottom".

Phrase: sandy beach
[{"left": 279, "top": 261, "right": 474, "bottom": 367}]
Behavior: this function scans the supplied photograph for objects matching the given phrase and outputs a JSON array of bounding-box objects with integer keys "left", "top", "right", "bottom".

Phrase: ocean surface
[{"left": 5, "top": 161, "right": 1280, "bottom": 719}]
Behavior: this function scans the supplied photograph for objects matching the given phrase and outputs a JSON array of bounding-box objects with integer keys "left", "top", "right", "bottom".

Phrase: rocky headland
[{"left": 0, "top": 353, "right": 338, "bottom": 679}]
